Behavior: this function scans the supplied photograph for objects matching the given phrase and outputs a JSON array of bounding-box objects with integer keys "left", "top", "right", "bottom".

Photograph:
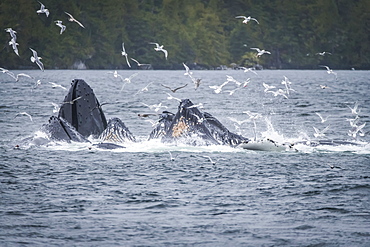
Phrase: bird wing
[{"left": 235, "top": 16, "right": 246, "bottom": 19}]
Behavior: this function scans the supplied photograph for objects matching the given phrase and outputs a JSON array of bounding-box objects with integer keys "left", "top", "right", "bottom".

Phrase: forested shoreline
[{"left": 0, "top": 0, "right": 369, "bottom": 70}]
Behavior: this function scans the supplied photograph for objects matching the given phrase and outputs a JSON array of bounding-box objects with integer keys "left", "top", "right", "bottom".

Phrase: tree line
[{"left": 0, "top": 0, "right": 369, "bottom": 70}]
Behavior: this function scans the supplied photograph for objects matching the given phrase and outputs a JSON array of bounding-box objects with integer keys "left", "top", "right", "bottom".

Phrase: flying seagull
[
  {"left": 250, "top": 48, "right": 271, "bottom": 57},
  {"left": 64, "top": 12, "right": 85, "bottom": 28},
  {"left": 29, "top": 48, "right": 44, "bottom": 71},
  {"left": 150, "top": 42, "right": 168, "bottom": 60},
  {"left": 160, "top": 83, "right": 188, "bottom": 93},
  {"left": 55, "top": 20, "right": 66, "bottom": 34},
  {"left": 235, "top": 15, "right": 259, "bottom": 24},
  {"left": 121, "top": 42, "right": 131, "bottom": 68},
  {"left": 37, "top": 1, "right": 49, "bottom": 17}
]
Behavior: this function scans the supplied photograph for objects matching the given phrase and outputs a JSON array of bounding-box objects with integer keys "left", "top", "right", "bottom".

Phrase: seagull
[
  {"left": 183, "top": 63, "right": 193, "bottom": 76},
  {"left": 64, "top": 12, "right": 85, "bottom": 28},
  {"left": 0, "top": 68, "right": 33, "bottom": 82},
  {"left": 168, "top": 151, "right": 175, "bottom": 161},
  {"left": 281, "top": 76, "right": 295, "bottom": 95},
  {"left": 242, "top": 78, "right": 251, "bottom": 87},
  {"left": 108, "top": 70, "right": 124, "bottom": 81},
  {"left": 320, "top": 84, "right": 330, "bottom": 89},
  {"left": 348, "top": 101, "right": 360, "bottom": 115},
  {"left": 235, "top": 16, "right": 259, "bottom": 24},
  {"left": 48, "top": 82, "right": 67, "bottom": 90},
  {"left": 29, "top": 48, "right": 44, "bottom": 71},
  {"left": 165, "top": 92, "right": 181, "bottom": 102},
  {"left": 316, "top": 51, "right": 331, "bottom": 56},
  {"left": 313, "top": 126, "right": 330, "bottom": 138},
  {"left": 209, "top": 81, "right": 229, "bottom": 94},
  {"left": 5, "top": 28, "right": 17, "bottom": 40},
  {"left": 266, "top": 89, "right": 288, "bottom": 99},
  {"left": 15, "top": 112, "right": 33, "bottom": 122},
  {"left": 150, "top": 42, "right": 168, "bottom": 59},
  {"left": 320, "top": 65, "right": 337, "bottom": 79},
  {"left": 228, "top": 117, "right": 249, "bottom": 126},
  {"left": 263, "top": 82, "right": 276, "bottom": 92},
  {"left": 134, "top": 82, "right": 153, "bottom": 96},
  {"left": 121, "top": 42, "right": 131, "bottom": 68},
  {"left": 348, "top": 123, "right": 366, "bottom": 138},
  {"left": 141, "top": 102, "right": 168, "bottom": 112},
  {"left": 244, "top": 111, "right": 262, "bottom": 121},
  {"left": 187, "top": 103, "right": 204, "bottom": 109},
  {"left": 226, "top": 75, "right": 242, "bottom": 86},
  {"left": 161, "top": 83, "right": 188, "bottom": 93},
  {"left": 8, "top": 38, "right": 19, "bottom": 56},
  {"left": 191, "top": 113, "right": 205, "bottom": 124},
  {"left": 130, "top": 58, "right": 149, "bottom": 67},
  {"left": 224, "top": 87, "right": 241, "bottom": 95},
  {"left": 37, "top": 1, "right": 49, "bottom": 17},
  {"left": 191, "top": 77, "right": 202, "bottom": 90},
  {"left": 202, "top": 155, "right": 216, "bottom": 165},
  {"left": 62, "top": 96, "right": 82, "bottom": 105},
  {"left": 240, "top": 66, "right": 258, "bottom": 75},
  {"left": 315, "top": 112, "right": 330, "bottom": 123},
  {"left": 346, "top": 115, "right": 360, "bottom": 127},
  {"left": 123, "top": 72, "right": 138, "bottom": 84},
  {"left": 55, "top": 20, "right": 66, "bottom": 34},
  {"left": 250, "top": 48, "right": 271, "bottom": 57},
  {"left": 51, "top": 102, "right": 60, "bottom": 113}
]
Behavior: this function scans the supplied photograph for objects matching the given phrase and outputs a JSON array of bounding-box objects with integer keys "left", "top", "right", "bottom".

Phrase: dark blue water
[{"left": 1, "top": 70, "right": 370, "bottom": 246}]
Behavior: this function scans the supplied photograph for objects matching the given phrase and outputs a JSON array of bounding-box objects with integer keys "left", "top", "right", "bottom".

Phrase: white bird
[
  {"left": 55, "top": 20, "right": 66, "bottom": 34},
  {"left": 235, "top": 15, "right": 259, "bottom": 24},
  {"left": 64, "top": 12, "right": 85, "bottom": 28},
  {"left": 37, "top": 1, "right": 49, "bottom": 17},
  {"left": 183, "top": 63, "right": 193, "bottom": 76},
  {"left": 320, "top": 65, "right": 337, "bottom": 78},
  {"left": 346, "top": 115, "right": 360, "bottom": 128},
  {"left": 315, "top": 112, "right": 330, "bottom": 123},
  {"left": 263, "top": 82, "right": 276, "bottom": 92},
  {"left": 224, "top": 87, "right": 241, "bottom": 95},
  {"left": 130, "top": 58, "right": 149, "bottom": 67},
  {"left": 108, "top": 70, "right": 124, "bottom": 81},
  {"left": 202, "top": 155, "right": 216, "bottom": 165},
  {"left": 281, "top": 76, "right": 295, "bottom": 95},
  {"left": 228, "top": 117, "right": 249, "bottom": 126},
  {"left": 51, "top": 102, "right": 60, "bottom": 113},
  {"left": 209, "top": 81, "right": 229, "bottom": 94},
  {"left": 313, "top": 126, "right": 330, "bottom": 138},
  {"left": 191, "top": 113, "right": 205, "bottom": 124},
  {"left": 48, "top": 82, "right": 67, "bottom": 90},
  {"left": 123, "top": 73, "right": 138, "bottom": 84},
  {"left": 0, "top": 68, "right": 33, "bottom": 82},
  {"left": 15, "top": 112, "right": 33, "bottom": 122},
  {"left": 150, "top": 42, "right": 168, "bottom": 59},
  {"left": 141, "top": 102, "right": 168, "bottom": 112},
  {"left": 348, "top": 123, "right": 366, "bottom": 138},
  {"left": 226, "top": 75, "right": 242, "bottom": 86},
  {"left": 62, "top": 96, "right": 82, "bottom": 105},
  {"left": 250, "top": 48, "right": 271, "bottom": 57},
  {"left": 187, "top": 103, "right": 204, "bottom": 109},
  {"left": 134, "top": 82, "right": 153, "bottom": 96},
  {"left": 168, "top": 151, "right": 176, "bottom": 161},
  {"left": 240, "top": 66, "right": 258, "bottom": 75},
  {"left": 8, "top": 38, "right": 19, "bottom": 56},
  {"left": 165, "top": 92, "right": 181, "bottom": 102},
  {"left": 29, "top": 48, "right": 44, "bottom": 71},
  {"left": 348, "top": 101, "right": 360, "bottom": 115},
  {"left": 244, "top": 111, "right": 262, "bottom": 121},
  {"left": 191, "top": 77, "right": 202, "bottom": 90},
  {"left": 5, "top": 28, "right": 17, "bottom": 40},
  {"left": 266, "top": 89, "right": 288, "bottom": 99},
  {"left": 121, "top": 42, "right": 131, "bottom": 68},
  {"left": 242, "top": 78, "right": 251, "bottom": 87},
  {"left": 316, "top": 51, "right": 331, "bottom": 56}
]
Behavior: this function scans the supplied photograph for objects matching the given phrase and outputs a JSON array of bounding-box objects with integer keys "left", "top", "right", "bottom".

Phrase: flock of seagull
[{"left": 1, "top": 6, "right": 367, "bottom": 144}]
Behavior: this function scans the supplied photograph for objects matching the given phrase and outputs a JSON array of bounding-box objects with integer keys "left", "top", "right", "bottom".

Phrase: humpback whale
[
  {"left": 22, "top": 78, "right": 362, "bottom": 151},
  {"left": 58, "top": 79, "right": 107, "bottom": 138}
]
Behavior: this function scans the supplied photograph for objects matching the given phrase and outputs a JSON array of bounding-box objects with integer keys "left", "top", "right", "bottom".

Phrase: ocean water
[{"left": 0, "top": 69, "right": 369, "bottom": 246}]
